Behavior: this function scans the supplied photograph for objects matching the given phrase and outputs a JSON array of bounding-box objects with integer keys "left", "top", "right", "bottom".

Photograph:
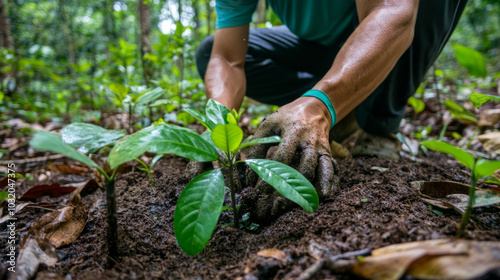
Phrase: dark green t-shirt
[{"left": 215, "top": 0, "right": 358, "bottom": 46}]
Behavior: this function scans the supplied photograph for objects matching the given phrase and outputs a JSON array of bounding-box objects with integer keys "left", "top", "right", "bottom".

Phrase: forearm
[
  {"left": 314, "top": 1, "right": 418, "bottom": 124},
  {"left": 205, "top": 55, "right": 246, "bottom": 111}
]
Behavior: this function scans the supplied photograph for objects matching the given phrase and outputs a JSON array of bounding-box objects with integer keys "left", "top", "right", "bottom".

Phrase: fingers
[
  {"left": 316, "top": 151, "right": 337, "bottom": 197},
  {"left": 298, "top": 147, "right": 318, "bottom": 182}
]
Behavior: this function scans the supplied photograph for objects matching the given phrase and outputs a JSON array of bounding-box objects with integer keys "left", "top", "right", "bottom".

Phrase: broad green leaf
[
  {"left": 483, "top": 175, "right": 500, "bottom": 185},
  {"left": 30, "top": 131, "right": 98, "bottom": 168},
  {"left": 237, "top": 136, "right": 282, "bottom": 151},
  {"left": 227, "top": 112, "right": 237, "bottom": 125},
  {"left": 245, "top": 159, "right": 319, "bottom": 213},
  {"left": 205, "top": 99, "right": 231, "bottom": 125},
  {"left": 185, "top": 108, "right": 216, "bottom": 131},
  {"left": 136, "top": 87, "right": 165, "bottom": 107},
  {"left": 61, "top": 123, "right": 126, "bottom": 154},
  {"left": 212, "top": 124, "right": 243, "bottom": 153},
  {"left": 470, "top": 93, "right": 500, "bottom": 109},
  {"left": 408, "top": 96, "right": 425, "bottom": 114},
  {"left": 421, "top": 140, "right": 474, "bottom": 169},
  {"left": 444, "top": 99, "right": 477, "bottom": 123},
  {"left": 109, "top": 83, "right": 129, "bottom": 100},
  {"left": 201, "top": 131, "right": 218, "bottom": 152},
  {"left": 174, "top": 169, "right": 225, "bottom": 255},
  {"left": 109, "top": 123, "right": 218, "bottom": 169},
  {"left": 453, "top": 44, "right": 487, "bottom": 78},
  {"left": 474, "top": 159, "right": 500, "bottom": 180}
]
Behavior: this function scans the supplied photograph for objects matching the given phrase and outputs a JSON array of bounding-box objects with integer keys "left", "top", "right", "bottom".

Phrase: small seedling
[
  {"left": 428, "top": 205, "right": 444, "bottom": 216},
  {"left": 421, "top": 140, "right": 500, "bottom": 236},
  {"left": 109, "top": 100, "right": 319, "bottom": 255},
  {"left": 136, "top": 154, "right": 163, "bottom": 187},
  {"left": 30, "top": 123, "right": 127, "bottom": 263}
]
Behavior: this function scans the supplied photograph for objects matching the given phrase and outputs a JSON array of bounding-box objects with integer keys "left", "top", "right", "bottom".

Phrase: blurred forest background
[{"left": 0, "top": 0, "right": 499, "bottom": 129}]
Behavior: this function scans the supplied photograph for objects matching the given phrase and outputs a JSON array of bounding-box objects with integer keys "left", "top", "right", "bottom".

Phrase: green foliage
[
  {"left": 61, "top": 123, "right": 126, "bottom": 154},
  {"left": 443, "top": 99, "right": 478, "bottom": 123},
  {"left": 421, "top": 140, "right": 500, "bottom": 236},
  {"left": 174, "top": 169, "right": 226, "bottom": 255},
  {"left": 245, "top": 159, "right": 319, "bottom": 213},
  {"left": 470, "top": 92, "right": 500, "bottom": 108},
  {"left": 211, "top": 124, "right": 243, "bottom": 153},
  {"left": 108, "top": 122, "right": 218, "bottom": 169},
  {"left": 30, "top": 131, "right": 98, "bottom": 169},
  {"left": 407, "top": 96, "right": 425, "bottom": 114},
  {"left": 453, "top": 44, "right": 487, "bottom": 78},
  {"left": 0, "top": 191, "right": 8, "bottom": 202}
]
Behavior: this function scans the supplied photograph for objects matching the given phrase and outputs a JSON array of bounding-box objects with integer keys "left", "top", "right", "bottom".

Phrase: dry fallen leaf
[
  {"left": 348, "top": 239, "right": 500, "bottom": 280},
  {"left": 411, "top": 181, "right": 500, "bottom": 214},
  {"left": 478, "top": 109, "right": 500, "bottom": 129},
  {"left": 256, "top": 248, "right": 287, "bottom": 262},
  {"left": 478, "top": 132, "right": 500, "bottom": 154},
  {"left": 12, "top": 186, "right": 88, "bottom": 280}
]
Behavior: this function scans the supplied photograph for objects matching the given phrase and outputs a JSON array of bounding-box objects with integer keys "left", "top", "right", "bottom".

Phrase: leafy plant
[
  {"left": 29, "top": 123, "right": 126, "bottom": 263},
  {"left": 108, "top": 100, "right": 319, "bottom": 255},
  {"left": 470, "top": 92, "right": 500, "bottom": 108},
  {"left": 136, "top": 154, "right": 163, "bottom": 187},
  {"left": 421, "top": 140, "right": 500, "bottom": 236}
]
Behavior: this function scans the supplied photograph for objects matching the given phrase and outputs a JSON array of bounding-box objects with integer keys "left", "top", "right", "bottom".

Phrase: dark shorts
[{"left": 196, "top": 0, "right": 468, "bottom": 135}]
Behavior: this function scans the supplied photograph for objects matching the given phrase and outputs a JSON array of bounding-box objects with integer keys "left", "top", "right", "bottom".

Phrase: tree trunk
[
  {"left": 192, "top": 0, "right": 200, "bottom": 40},
  {"left": 206, "top": 0, "right": 212, "bottom": 36},
  {"left": 138, "top": 0, "right": 152, "bottom": 85},
  {"left": 58, "top": 0, "right": 77, "bottom": 66},
  {"left": 0, "top": 0, "right": 16, "bottom": 96}
]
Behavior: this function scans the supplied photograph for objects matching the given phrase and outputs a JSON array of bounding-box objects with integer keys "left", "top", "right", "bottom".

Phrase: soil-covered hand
[{"left": 242, "top": 97, "right": 339, "bottom": 223}]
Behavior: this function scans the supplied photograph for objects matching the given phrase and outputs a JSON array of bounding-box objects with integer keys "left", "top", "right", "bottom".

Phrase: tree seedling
[
  {"left": 29, "top": 123, "right": 126, "bottom": 264},
  {"left": 421, "top": 140, "right": 500, "bottom": 236},
  {"left": 108, "top": 100, "right": 319, "bottom": 255},
  {"left": 135, "top": 154, "right": 163, "bottom": 188}
]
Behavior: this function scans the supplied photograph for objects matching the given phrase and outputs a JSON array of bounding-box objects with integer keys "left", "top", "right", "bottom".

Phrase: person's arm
[
  {"left": 247, "top": 0, "right": 419, "bottom": 197},
  {"left": 313, "top": 0, "right": 419, "bottom": 125},
  {"left": 205, "top": 24, "right": 249, "bottom": 111}
]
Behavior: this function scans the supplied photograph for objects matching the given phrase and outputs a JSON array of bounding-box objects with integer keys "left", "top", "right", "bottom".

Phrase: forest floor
[{"left": 1, "top": 101, "right": 500, "bottom": 279}]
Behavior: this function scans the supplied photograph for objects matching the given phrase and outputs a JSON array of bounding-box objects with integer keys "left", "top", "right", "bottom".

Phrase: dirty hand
[{"left": 242, "top": 97, "right": 338, "bottom": 222}]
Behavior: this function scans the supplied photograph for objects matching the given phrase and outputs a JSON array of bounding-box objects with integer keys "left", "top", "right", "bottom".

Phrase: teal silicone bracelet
[{"left": 302, "top": 89, "right": 337, "bottom": 128}]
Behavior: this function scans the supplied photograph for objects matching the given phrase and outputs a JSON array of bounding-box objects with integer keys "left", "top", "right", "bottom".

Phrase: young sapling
[
  {"left": 421, "top": 140, "right": 500, "bottom": 236},
  {"left": 109, "top": 100, "right": 319, "bottom": 255},
  {"left": 30, "top": 123, "right": 127, "bottom": 263}
]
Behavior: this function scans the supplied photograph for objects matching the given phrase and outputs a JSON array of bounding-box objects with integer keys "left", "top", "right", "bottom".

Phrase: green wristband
[{"left": 302, "top": 89, "right": 337, "bottom": 128}]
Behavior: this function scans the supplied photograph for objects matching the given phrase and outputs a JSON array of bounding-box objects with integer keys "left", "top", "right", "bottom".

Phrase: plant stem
[
  {"left": 105, "top": 179, "right": 119, "bottom": 265},
  {"left": 228, "top": 160, "right": 239, "bottom": 229},
  {"left": 457, "top": 173, "right": 477, "bottom": 237}
]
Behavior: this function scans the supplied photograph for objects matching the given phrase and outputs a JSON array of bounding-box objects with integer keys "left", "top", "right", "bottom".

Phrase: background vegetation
[{"left": 0, "top": 0, "right": 499, "bottom": 128}]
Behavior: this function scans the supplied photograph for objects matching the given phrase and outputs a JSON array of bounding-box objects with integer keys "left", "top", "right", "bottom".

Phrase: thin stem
[
  {"left": 228, "top": 157, "right": 239, "bottom": 229},
  {"left": 105, "top": 178, "right": 118, "bottom": 266},
  {"left": 457, "top": 170, "right": 477, "bottom": 237},
  {"left": 135, "top": 158, "right": 155, "bottom": 187}
]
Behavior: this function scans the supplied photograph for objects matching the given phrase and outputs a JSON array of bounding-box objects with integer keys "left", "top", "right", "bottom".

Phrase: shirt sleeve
[{"left": 215, "top": 0, "right": 259, "bottom": 29}]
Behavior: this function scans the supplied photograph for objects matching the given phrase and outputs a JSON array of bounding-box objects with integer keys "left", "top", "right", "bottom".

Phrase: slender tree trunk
[
  {"left": 206, "top": 0, "right": 212, "bottom": 36},
  {"left": 58, "top": 0, "right": 77, "bottom": 66},
  {"left": 0, "top": 0, "right": 16, "bottom": 96},
  {"left": 102, "top": 0, "right": 116, "bottom": 62},
  {"left": 138, "top": 0, "right": 152, "bottom": 85},
  {"left": 192, "top": 0, "right": 200, "bottom": 40}
]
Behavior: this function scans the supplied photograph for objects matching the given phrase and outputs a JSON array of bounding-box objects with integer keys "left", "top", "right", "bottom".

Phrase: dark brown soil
[{"left": 2, "top": 151, "right": 500, "bottom": 279}]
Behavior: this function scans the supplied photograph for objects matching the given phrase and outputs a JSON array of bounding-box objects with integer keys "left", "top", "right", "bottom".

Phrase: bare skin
[{"left": 204, "top": 0, "right": 419, "bottom": 214}]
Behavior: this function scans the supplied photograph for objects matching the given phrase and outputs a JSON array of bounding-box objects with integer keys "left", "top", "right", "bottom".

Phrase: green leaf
[
  {"left": 443, "top": 99, "right": 477, "bottom": 123},
  {"left": 470, "top": 93, "right": 500, "bottom": 109},
  {"left": 245, "top": 159, "right": 319, "bottom": 213},
  {"left": 474, "top": 159, "right": 500, "bottom": 180},
  {"left": 185, "top": 108, "right": 216, "bottom": 131},
  {"left": 151, "top": 154, "right": 163, "bottom": 168},
  {"left": 109, "top": 83, "right": 129, "bottom": 100},
  {"left": 453, "top": 44, "right": 487, "bottom": 78},
  {"left": 136, "top": 87, "right": 165, "bottom": 108},
  {"left": 0, "top": 191, "right": 8, "bottom": 202},
  {"left": 212, "top": 124, "right": 243, "bottom": 153},
  {"left": 408, "top": 96, "right": 425, "bottom": 114},
  {"left": 227, "top": 112, "right": 237, "bottom": 125},
  {"left": 205, "top": 99, "right": 231, "bottom": 125},
  {"left": 109, "top": 123, "right": 218, "bottom": 169},
  {"left": 30, "top": 131, "right": 98, "bottom": 168},
  {"left": 61, "top": 123, "right": 126, "bottom": 154},
  {"left": 237, "top": 136, "right": 282, "bottom": 151},
  {"left": 174, "top": 169, "right": 225, "bottom": 255},
  {"left": 421, "top": 140, "right": 474, "bottom": 169},
  {"left": 396, "top": 132, "right": 415, "bottom": 157}
]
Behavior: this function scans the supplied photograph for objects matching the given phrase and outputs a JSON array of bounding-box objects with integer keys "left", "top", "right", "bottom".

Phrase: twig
[{"left": 0, "top": 154, "right": 65, "bottom": 165}]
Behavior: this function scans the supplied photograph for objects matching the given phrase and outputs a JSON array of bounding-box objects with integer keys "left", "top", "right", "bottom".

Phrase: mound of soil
[{"left": 2, "top": 153, "right": 500, "bottom": 279}]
